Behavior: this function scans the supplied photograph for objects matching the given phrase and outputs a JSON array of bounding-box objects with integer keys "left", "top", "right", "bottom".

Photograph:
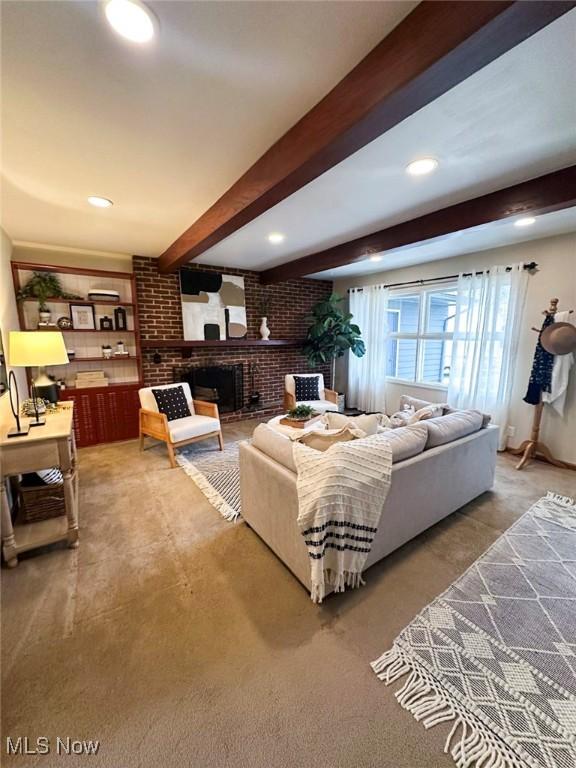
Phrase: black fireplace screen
[{"left": 176, "top": 364, "right": 244, "bottom": 413}]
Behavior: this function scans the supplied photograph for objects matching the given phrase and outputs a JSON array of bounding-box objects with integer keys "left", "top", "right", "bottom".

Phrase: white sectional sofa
[{"left": 239, "top": 414, "right": 499, "bottom": 596}]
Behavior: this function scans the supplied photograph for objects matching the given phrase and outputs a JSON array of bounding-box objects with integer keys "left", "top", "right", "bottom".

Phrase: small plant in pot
[
  {"left": 286, "top": 404, "right": 317, "bottom": 421},
  {"left": 17, "top": 271, "right": 81, "bottom": 326}
]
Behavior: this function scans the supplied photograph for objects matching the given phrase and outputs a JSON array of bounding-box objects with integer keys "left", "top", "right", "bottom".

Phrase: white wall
[
  {"left": 12, "top": 242, "right": 132, "bottom": 273},
  {"left": 334, "top": 232, "right": 576, "bottom": 464},
  {"left": 0, "top": 228, "right": 28, "bottom": 425}
]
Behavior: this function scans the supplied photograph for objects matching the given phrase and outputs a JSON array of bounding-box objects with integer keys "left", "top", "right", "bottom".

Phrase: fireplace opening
[{"left": 177, "top": 364, "right": 244, "bottom": 413}]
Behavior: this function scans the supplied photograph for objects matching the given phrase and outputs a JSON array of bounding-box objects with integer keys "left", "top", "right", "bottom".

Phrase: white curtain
[
  {"left": 447, "top": 263, "right": 528, "bottom": 450},
  {"left": 347, "top": 285, "right": 389, "bottom": 413}
]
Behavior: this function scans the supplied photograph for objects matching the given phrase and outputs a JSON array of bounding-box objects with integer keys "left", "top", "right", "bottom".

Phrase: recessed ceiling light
[
  {"left": 88, "top": 196, "right": 114, "bottom": 208},
  {"left": 514, "top": 216, "right": 536, "bottom": 227},
  {"left": 406, "top": 158, "right": 439, "bottom": 177},
  {"left": 369, "top": 255, "right": 382, "bottom": 262},
  {"left": 104, "top": 0, "right": 156, "bottom": 44},
  {"left": 268, "top": 233, "right": 285, "bottom": 244}
]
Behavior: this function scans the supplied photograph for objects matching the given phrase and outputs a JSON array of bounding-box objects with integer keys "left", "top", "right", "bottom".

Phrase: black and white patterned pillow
[
  {"left": 152, "top": 386, "right": 191, "bottom": 421},
  {"left": 294, "top": 375, "right": 321, "bottom": 401}
]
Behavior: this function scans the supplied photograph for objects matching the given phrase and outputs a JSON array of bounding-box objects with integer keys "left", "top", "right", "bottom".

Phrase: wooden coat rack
[{"left": 509, "top": 298, "right": 574, "bottom": 471}]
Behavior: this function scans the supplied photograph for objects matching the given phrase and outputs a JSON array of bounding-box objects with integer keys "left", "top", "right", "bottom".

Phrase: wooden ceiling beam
[
  {"left": 158, "top": 0, "right": 575, "bottom": 273},
  {"left": 260, "top": 166, "right": 576, "bottom": 283}
]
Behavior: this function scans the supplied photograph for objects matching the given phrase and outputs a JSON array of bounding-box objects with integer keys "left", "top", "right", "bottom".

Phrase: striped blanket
[{"left": 293, "top": 434, "right": 393, "bottom": 603}]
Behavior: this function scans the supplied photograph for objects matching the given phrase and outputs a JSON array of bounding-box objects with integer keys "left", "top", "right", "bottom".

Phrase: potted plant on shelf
[
  {"left": 302, "top": 292, "right": 365, "bottom": 391},
  {"left": 17, "top": 272, "right": 81, "bottom": 326}
]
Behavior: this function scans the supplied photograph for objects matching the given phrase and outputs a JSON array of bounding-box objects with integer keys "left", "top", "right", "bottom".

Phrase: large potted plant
[{"left": 302, "top": 292, "right": 365, "bottom": 389}]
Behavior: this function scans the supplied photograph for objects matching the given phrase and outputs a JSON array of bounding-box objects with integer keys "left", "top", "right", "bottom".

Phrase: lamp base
[
  {"left": 7, "top": 423, "right": 30, "bottom": 438},
  {"left": 29, "top": 416, "right": 46, "bottom": 427}
]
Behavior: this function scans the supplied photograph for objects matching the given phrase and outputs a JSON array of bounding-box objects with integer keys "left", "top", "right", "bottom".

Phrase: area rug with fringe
[
  {"left": 372, "top": 492, "right": 576, "bottom": 768},
  {"left": 176, "top": 439, "right": 242, "bottom": 521}
]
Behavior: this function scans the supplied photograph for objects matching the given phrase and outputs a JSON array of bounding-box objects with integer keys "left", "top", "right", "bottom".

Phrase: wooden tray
[{"left": 279, "top": 414, "right": 322, "bottom": 429}]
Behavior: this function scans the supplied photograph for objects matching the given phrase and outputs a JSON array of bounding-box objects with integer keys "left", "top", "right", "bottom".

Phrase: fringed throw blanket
[
  {"left": 372, "top": 492, "right": 576, "bottom": 768},
  {"left": 293, "top": 434, "right": 392, "bottom": 603}
]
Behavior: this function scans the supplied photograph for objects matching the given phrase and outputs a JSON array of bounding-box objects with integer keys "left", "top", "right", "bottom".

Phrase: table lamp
[{"left": 8, "top": 331, "right": 68, "bottom": 427}]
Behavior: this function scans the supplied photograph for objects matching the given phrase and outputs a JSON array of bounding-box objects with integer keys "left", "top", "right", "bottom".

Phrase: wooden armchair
[{"left": 139, "top": 383, "right": 223, "bottom": 468}]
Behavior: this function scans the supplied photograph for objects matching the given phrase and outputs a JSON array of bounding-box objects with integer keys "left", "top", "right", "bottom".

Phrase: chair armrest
[
  {"left": 324, "top": 389, "right": 339, "bottom": 404},
  {"left": 193, "top": 399, "right": 220, "bottom": 419},
  {"left": 283, "top": 392, "right": 296, "bottom": 410},
  {"left": 140, "top": 408, "right": 169, "bottom": 438}
]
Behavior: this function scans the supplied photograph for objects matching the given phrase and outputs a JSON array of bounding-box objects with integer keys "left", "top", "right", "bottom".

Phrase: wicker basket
[{"left": 17, "top": 483, "right": 66, "bottom": 524}]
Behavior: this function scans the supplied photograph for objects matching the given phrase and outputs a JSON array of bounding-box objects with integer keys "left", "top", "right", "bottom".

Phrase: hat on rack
[{"left": 540, "top": 322, "right": 576, "bottom": 356}]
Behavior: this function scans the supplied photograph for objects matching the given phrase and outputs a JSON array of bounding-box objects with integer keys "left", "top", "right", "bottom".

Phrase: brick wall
[{"left": 133, "top": 256, "right": 333, "bottom": 421}]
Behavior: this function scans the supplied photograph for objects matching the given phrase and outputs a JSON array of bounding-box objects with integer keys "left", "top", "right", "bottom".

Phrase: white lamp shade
[{"left": 8, "top": 331, "right": 69, "bottom": 367}]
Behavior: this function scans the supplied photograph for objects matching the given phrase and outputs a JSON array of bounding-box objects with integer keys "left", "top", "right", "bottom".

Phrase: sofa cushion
[
  {"left": 296, "top": 426, "right": 364, "bottom": 452},
  {"left": 252, "top": 424, "right": 297, "bottom": 472},
  {"left": 294, "top": 375, "right": 321, "bottom": 401},
  {"left": 168, "top": 415, "right": 220, "bottom": 443},
  {"left": 425, "top": 410, "right": 483, "bottom": 448},
  {"left": 379, "top": 422, "right": 428, "bottom": 463},
  {"left": 322, "top": 411, "right": 380, "bottom": 435},
  {"left": 153, "top": 385, "right": 191, "bottom": 422}
]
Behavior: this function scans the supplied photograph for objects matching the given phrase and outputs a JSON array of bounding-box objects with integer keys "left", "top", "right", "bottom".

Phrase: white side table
[{"left": 0, "top": 404, "right": 79, "bottom": 567}]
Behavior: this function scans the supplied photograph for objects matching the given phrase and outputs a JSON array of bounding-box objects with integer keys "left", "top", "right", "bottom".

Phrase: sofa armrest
[
  {"left": 283, "top": 392, "right": 296, "bottom": 410},
  {"left": 324, "top": 388, "right": 339, "bottom": 404},
  {"left": 193, "top": 399, "right": 220, "bottom": 419},
  {"left": 140, "top": 408, "right": 169, "bottom": 440}
]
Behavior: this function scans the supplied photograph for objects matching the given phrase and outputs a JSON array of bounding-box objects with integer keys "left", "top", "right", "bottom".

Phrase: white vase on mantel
[{"left": 259, "top": 317, "right": 270, "bottom": 340}]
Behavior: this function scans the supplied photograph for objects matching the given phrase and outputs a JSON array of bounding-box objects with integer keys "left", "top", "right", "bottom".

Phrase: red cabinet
[{"left": 59, "top": 385, "right": 140, "bottom": 447}]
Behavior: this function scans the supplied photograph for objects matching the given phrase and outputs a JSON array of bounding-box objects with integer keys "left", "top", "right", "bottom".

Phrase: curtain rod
[{"left": 347, "top": 261, "right": 538, "bottom": 292}]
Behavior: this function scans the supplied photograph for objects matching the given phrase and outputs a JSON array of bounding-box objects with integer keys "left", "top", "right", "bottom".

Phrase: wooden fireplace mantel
[{"left": 140, "top": 339, "right": 305, "bottom": 349}]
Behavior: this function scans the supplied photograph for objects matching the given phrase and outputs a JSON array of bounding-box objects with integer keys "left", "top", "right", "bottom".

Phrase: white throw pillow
[
  {"left": 322, "top": 412, "right": 380, "bottom": 436},
  {"left": 295, "top": 426, "right": 365, "bottom": 452},
  {"left": 408, "top": 404, "right": 445, "bottom": 424}
]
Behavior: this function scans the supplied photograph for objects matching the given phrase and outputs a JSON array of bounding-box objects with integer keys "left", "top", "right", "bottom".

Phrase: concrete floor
[{"left": 2, "top": 419, "right": 575, "bottom": 767}]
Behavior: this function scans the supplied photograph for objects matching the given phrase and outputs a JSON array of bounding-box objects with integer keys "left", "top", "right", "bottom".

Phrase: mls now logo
[{"left": 6, "top": 737, "right": 100, "bottom": 755}]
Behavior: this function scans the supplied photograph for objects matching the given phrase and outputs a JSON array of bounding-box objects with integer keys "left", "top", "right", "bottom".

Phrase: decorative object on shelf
[
  {"left": 115, "top": 340, "right": 127, "bottom": 356},
  {"left": 511, "top": 297, "right": 575, "bottom": 471},
  {"left": 180, "top": 269, "right": 247, "bottom": 340},
  {"left": 102, "top": 345, "right": 113, "bottom": 359},
  {"left": 99, "top": 315, "right": 114, "bottom": 331},
  {"left": 57, "top": 316, "right": 72, "bottom": 329},
  {"left": 280, "top": 405, "right": 321, "bottom": 429},
  {"left": 259, "top": 317, "right": 270, "bottom": 340},
  {"left": 114, "top": 306, "right": 127, "bottom": 331},
  {"left": 70, "top": 303, "right": 96, "bottom": 330},
  {"left": 8, "top": 330, "right": 68, "bottom": 411},
  {"left": 67, "top": 349, "right": 76, "bottom": 361},
  {"left": 22, "top": 397, "right": 47, "bottom": 418},
  {"left": 17, "top": 271, "right": 81, "bottom": 327},
  {"left": 75, "top": 371, "right": 108, "bottom": 388},
  {"left": 6, "top": 369, "right": 29, "bottom": 437},
  {"left": 88, "top": 288, "right": 120, "bottom": 302},
  {"left": 248, "top": 361, "right": 260, "bottom": 405},
  {"left": 258, "top": 287, "right": 274, "bottom": 340},
  {"left": 303, "top": 292, "right": 365, "bottom": 387}
]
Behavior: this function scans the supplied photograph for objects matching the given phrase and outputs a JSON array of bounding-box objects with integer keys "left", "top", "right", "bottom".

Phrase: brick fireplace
[{"left": 133, "top": 256, "right": 332, "bottom": 421}]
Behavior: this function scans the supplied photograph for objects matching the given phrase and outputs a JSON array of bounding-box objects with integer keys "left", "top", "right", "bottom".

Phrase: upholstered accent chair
[
  {"left": 139, "top": 382, "right": 223, "bottom": 468},
  {"left": 283, "top": 373, "right": 339, "bottom": 413}
]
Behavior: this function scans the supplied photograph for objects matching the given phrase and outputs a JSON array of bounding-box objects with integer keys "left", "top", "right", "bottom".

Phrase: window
[{"left": 386, "top": 286, "right": 457, "bottom": 387}]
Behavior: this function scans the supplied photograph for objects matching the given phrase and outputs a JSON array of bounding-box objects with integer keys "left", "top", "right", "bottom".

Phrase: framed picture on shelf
[{"left": 70, "top": 303, "right": 96, "bottom": 330}]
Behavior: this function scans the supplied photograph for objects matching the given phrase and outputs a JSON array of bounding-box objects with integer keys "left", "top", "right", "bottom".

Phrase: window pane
[
  {"left": 425, "top": 290, "right": 457, "bottom": 333},
  {"left": 388, "top": 338, "right": 417, "bottom": 380},
  {"left": 421, "top": 340, "right": 453, "bottom": 385},
  {"left": 388, "top": 295, "right": 420, "bottom": 333}
]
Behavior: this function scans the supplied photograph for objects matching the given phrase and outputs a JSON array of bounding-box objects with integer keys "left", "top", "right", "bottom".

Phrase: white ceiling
[
  {"left": 0, "top": 0, "right": 416, "bottom": 254},
  {"left": 312, "top": 207, "right": 576, "bottom": 280},
  {"left": 195, "top": 10, "right": 576, "bottom": 275}
]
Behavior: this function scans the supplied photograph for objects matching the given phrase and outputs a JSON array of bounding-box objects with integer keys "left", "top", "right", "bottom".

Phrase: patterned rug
[
  {"left": 372, "top": 492, "right": 576, "bottom": 768},
  {"left": 176, "top": 438, "right": 243, "bottom": 521}
]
